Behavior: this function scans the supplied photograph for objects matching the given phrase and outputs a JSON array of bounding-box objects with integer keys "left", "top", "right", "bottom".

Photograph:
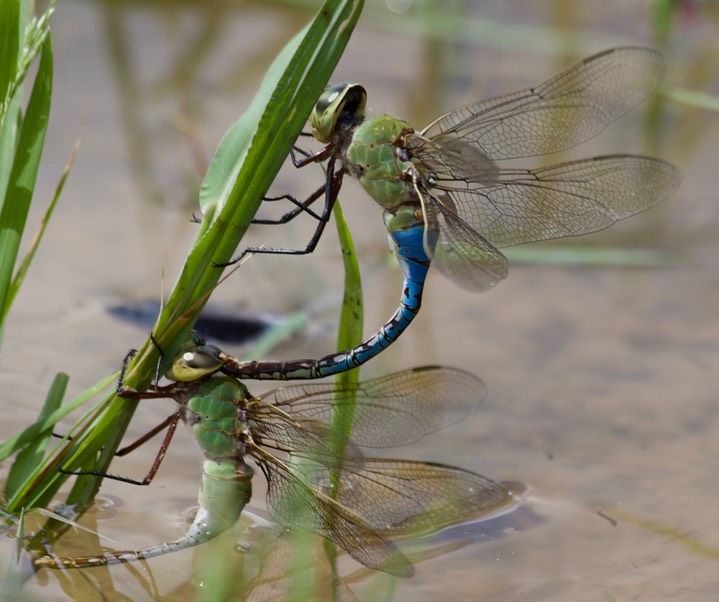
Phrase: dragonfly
[
  {"left": 224, "top": 47, "right": 681, "bottom": 380},
  {"left": 34, "top": 342, "right": 521, "bottom": 576}
]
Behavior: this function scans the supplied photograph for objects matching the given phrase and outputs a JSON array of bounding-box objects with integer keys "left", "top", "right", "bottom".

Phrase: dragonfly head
[
  {"left": 310, "top": 82, "right": 366, "bottom": 143},
  {"left": 167, "top": 342, "right": 224, "bottom": 382}
]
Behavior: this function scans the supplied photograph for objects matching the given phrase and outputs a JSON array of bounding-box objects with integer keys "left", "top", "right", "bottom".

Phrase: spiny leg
[
  {"left": 253, "top": 143, "right": 326, "bottom": 223},
  {"left": 255, "top": 183, "right": 327, "bottom": 225},
  {"left": 59, "top": 411, "right": 182, "bottom": 487},
  {"left": 217, "top": 157, "right": 346, "bottom": 267}
]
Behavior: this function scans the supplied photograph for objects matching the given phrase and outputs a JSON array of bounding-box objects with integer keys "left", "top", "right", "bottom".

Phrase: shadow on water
[{"left": 107, "top": 300, "right": 280, "bottom": 344}]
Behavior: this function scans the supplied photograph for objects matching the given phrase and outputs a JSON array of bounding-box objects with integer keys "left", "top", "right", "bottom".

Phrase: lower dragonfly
[
  {"left": 221, "top": 47, "right": 680, "bottom": 380},
  {"left": 34, "top": 343, "right": 521, "bottom": 576}
]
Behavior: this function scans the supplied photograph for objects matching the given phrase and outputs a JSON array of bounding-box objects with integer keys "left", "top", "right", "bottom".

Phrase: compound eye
[
  {"left": 168, "top": 343, "right": 223, "bottom": 382},
  {"left": 310, "top": 82, "right": 366, "bottom": 143}
]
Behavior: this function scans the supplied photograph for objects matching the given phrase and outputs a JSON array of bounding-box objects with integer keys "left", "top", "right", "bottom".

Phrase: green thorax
[
  {"left": 345, "top": 115, "right": 415, "bottom": 208},
  {"left": 185, "top": 376, "right": 250, "bottom": 461}
]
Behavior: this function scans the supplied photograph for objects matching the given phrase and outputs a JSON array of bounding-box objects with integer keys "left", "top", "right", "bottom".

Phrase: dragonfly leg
[
  {"left": 116, "top": 348, "right": 138, "bottom": 392},
  {"left": 217, "top": 158, "right": 345, "bottom": 267},
  {"left": 115, "top": 332, "right": 171, "bottom": 394},
  {"left": 255, "top": 184, "right": 326, "bottom": 224},
  {"left": 288, "top": 140, "right": 314, "bottom": 165},
  {"left": 58, "top": 411, "right": 182, "bottom": 486},
  {"left": 253, "top": 146, "right": 327, "bottom": 223}
]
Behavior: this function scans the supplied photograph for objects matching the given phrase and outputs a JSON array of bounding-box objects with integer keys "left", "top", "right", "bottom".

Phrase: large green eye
[
  {"left": 168, "top": 343, "right": 223, "bottom": 382},
  {"left": 310, "top": 82, "right": 366, "bottom": 143}
]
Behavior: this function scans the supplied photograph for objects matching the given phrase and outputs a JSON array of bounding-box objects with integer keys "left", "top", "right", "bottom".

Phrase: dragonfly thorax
[
  {"left": 345, "top": 115, "right": 417, "bottom": 209},
  {"left": 184, "top": 377, "right": 252, "bottom": 461}
]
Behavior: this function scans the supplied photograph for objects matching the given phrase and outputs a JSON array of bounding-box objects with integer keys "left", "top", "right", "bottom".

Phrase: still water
[{"left": 3, "top": 0, "right": 719, "bottom": 600}]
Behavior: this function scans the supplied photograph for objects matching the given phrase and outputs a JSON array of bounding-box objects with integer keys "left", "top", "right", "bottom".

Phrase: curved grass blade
[
  {"left": 9, "top": 0, "right": 365, "bottom": 551},
  {"left": 4, "top": 372, "right": 67, "bottom": 498},
  {"left": 0, "top": 34, "right": 52, "bottom": 325},
  {"left": 6, "top": 137, "right": 78, "bottom": 313},
  {"left": 2, "top": 372, "right": 118, "bottom": 513}
]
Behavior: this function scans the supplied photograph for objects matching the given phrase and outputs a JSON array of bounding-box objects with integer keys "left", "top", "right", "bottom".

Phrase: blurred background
[{"left": 4, "top": 0, "right": 718, "bottom": 600}]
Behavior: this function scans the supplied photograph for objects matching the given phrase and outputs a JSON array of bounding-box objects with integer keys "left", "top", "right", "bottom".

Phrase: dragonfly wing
[
  {"left": 435, "top": 155, "right": 681, "bottom": 248},
  {"left": 255, "top": 447, "right": 414, "bottom": 577},
  {"left": 422, "top": 192, "right": 508, "bottom": 292},
  {"left": 258, "top": 366, "right": 486, "bottom": 447},
  {"left": 316, "top": 458, "right": 520, "bottom": 538},
  {"left": 405, "top": 132, "right": 498, "bottom": 185},
  {"left": 251, "top": 404, "right": 365, "bottom": 467},
  {"left": 421, "top": 47, "right": 665, "bottom": 160},
  {"left": 245, "top": 530, "right": 359, "bottom": 602}
]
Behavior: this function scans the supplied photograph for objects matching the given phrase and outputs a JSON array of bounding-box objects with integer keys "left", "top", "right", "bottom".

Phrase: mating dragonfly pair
[{"left": 36, "top": 47, "right": 679, "bottom": 576}]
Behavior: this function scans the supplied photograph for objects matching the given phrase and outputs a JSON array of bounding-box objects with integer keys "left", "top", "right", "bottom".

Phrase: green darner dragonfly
[
  {"left": 224, "top": 47, "right": 680, "bottom": 380},
  {"left": 34, "top": 342, "right": 521, "bottom": 576}
]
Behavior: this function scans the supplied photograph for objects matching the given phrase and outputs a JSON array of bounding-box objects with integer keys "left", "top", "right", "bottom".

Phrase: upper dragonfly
[{"left": 231, "top": 47, "right": 681, "bottom": 380}]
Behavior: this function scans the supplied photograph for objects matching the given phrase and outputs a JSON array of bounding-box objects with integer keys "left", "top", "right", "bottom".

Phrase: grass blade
[
  {"left": 4, "top": 372, "right": 68, "bottom": 498},
  {"left": 7, "top": 137, "right": 78, "bottom": 310},
  {"left": 10, "top": 0, "right": 365, "bottom": 524},
  {"left": 0, "top": 34, "right": 52, "bottom": 324}
]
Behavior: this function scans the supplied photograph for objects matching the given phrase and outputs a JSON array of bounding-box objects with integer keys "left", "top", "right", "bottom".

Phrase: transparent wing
[
  {"left": 250, "top": 407, "right": 366, "bottom": 469},
  {"left": 253, "top": 446, "right": 413, "bottom": 577},
  {"left": 422, "top": 191, "right": 509, "bottom": 292},
  {"left": 257, "top": 366, "right": 486, "bottom": 447},
  {"left": 432, "top": 155, "right": 681, "bottom": 249},
  {"left": 421, "top": 47, "right": 665, "bottom": 160},
  {"left": 405, "top": 133, "right": 498, "bottom": 185},
  {"left": 300, "top": 458, "right": 520, "bottom": 538},
  {"left": 245, "top": 530, "right": 359, "bottom": 602}
]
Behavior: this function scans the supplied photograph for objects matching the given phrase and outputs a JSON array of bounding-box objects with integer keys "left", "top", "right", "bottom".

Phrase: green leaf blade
[{"left": 0, "top": 34, "right": 52, "bottom": 322}]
